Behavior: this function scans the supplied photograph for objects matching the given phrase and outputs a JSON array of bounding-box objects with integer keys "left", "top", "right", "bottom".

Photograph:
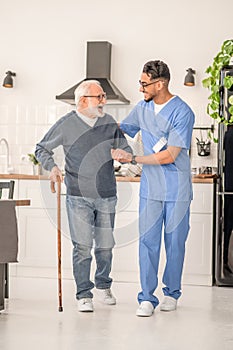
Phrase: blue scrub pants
[{"left": 138, "top": 197, "right": 190, "bottom": 308}]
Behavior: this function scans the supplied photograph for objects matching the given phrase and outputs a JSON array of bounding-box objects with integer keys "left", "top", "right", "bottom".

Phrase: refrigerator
[{"left": 215, "top": 65, "right": 233, "bottom": 286}]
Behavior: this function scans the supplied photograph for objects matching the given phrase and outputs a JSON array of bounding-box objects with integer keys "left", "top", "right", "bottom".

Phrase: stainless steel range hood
[{"left": 56, "top": 41, "right": 130, "bottom": 105}]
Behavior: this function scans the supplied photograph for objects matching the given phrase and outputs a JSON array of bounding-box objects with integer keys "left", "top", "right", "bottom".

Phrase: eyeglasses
[
  {"left": 84, "top": 93, "right": 107, "bottom": 101},
  {"left": 139, "top": 80, "right": 161, "bottom": 88}
]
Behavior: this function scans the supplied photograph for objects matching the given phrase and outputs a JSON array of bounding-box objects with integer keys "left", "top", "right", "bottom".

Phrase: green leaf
[
  {"left": 212, "top": 85, "right": 220, "bottom": 94},
  {"left": 228, "top": 105, "right": 233, "bottom": 115},
  {"left": 28, "top": 153, "right": 40, "bottom": 165},
  {"left": 224, "top": 76, "right": 233, "bottom": 89},
  {"left": 205, "top": 66, "right": 212, "bottom": 74},
  {"left": 223, "top": 56, "right": 231, "bottom": 65},
  {"left": 209, "top": 91, "right": 220, "bottom": 102},
  {"left": 202, "top": 39, "right": 233, "bottom": 125},
  {"left": 209, "top": 112, "right": 219, "bottom": 119},
  {"left": 202, "top": 78, "right": 211, "bottom": 88},
  {"left": 225, "top": 46, "right": 233, "bottom": 55},
  {"left": 209, "top": 101, "right": 219, "bottom": 110}
]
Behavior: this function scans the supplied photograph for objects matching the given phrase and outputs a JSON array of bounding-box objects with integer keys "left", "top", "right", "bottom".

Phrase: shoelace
[
  {"left": 82, "top": 298, "right": 92, "bottom": 304},
  {"left": 104, "top": 289, "right": 112, "bottom": 298}
]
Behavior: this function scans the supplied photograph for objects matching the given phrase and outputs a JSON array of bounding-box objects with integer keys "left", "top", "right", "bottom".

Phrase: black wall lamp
[
  {"left": 184, "top": 68, "right": 195, "bottom": 86},
  {"left": 3, "top": 71, "right": 16, "bottom": 88}
]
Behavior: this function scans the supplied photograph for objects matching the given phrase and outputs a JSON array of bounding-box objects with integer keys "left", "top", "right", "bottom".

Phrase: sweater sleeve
[
  {"left": 35, "top": 120, "right": 63, "bottom": 171},
  {"left": 120, "top": 104, "right": 140, "bottom": 138},
  {"left": 113, "top": 126, "right": 133, "bottom": 154}
]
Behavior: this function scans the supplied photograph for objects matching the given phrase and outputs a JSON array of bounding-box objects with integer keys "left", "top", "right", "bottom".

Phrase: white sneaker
[
  {"left": 78, "top": 298, "right": 94, "bottom": 312},
  {"left": 136, "top": 301, "right": 154, "bottom": 317},
  {"left": 96, "top": 288, "right": 116, "bottom": 305},
  {"left": 160, "top": 296, "right": 177, "bottom": 311}
]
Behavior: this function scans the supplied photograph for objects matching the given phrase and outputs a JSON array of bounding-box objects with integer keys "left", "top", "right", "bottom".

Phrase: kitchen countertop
[
  {"left": 0, "top": 199, "right": 31, "bottom": 206},
  {"left": 0, "top": 173, "right": 217, "bottom": 183}
]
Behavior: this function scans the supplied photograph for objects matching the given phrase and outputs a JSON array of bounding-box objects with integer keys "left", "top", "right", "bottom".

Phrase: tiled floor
[{"left": 0, "top": 277, "right": 233, "bottom": 350}]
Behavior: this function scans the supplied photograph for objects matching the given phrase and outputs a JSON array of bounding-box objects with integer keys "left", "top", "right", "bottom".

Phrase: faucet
[{"left": 0, "top": 138, "right": 11, "bottom": 173}]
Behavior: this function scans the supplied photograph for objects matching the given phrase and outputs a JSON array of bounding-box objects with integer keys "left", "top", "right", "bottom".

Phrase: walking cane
[{"left": 50, "top": 177, "right": 63, "bottom": 312}]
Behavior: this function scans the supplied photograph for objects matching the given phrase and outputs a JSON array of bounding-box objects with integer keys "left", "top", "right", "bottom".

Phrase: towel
[{"left": 0, "top": 201, "right": 18, "bottom": 263}]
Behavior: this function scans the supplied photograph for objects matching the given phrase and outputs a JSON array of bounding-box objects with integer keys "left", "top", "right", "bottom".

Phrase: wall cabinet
[{"left": 9, "top": 179, "right": 214, "bottom": 286}]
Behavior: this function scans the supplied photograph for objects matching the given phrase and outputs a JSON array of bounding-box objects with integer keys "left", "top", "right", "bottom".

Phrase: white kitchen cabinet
[
  {"left": 114, "top": 182, "right": 215, "bottom": 286},
  {"left": 159, "top": 183, "right": 214, "bottom": 286},
  {"left": 113, "top": 182, "right": 140, "bottom": 282},
  {"left": 183, "top": 183, "right": 214, "bottom": 286},
  {"left": 10, "top": 179, "right": 140, "bottom": 281},
  {"left": 9, "top": 179, "right": 214, "bottom": 286},
  {"left": 12, "top": 180, "right": 73, "bottom": 279}
]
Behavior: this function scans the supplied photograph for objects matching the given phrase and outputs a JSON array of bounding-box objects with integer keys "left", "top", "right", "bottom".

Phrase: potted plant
[
  {"left": 202, "top": 39, "right": 233, "bottom": 127},
  {"left": 28, "top": 153, "right": 42, "bottom": 175},
  {"left": 203, "top": 40, "right": 233, "bottom": 274}
]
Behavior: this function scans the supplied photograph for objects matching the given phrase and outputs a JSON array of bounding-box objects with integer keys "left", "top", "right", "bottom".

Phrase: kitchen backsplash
[
  {"left": 0, "top": 104, "right": 70, "bottom": 174},
  {"left": 0, "top": 104, "right": 217, "bottom": 175}
]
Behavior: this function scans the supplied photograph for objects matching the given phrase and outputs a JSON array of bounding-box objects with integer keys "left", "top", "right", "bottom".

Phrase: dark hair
[{"left": 142, "top": 60, "right": 170, "bottom": 81}]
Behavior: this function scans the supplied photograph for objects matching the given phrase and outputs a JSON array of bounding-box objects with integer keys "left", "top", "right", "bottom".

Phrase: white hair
[{"left": 74, "top": 80, "right": 101, "bottom": 106}]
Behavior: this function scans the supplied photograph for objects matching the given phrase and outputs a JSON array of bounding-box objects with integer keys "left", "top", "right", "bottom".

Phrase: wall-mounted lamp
[
  {"left": 3, "top": 71, "right": 16, "bottom": 88},
  {"left": 184, "top": 68, "right": 195, "bottom": 86}
]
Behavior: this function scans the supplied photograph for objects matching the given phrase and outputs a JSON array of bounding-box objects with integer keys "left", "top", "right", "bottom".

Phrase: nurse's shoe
[
  {"left": 136, "top": 301, "right": 154, "bottom": 317},
  {"left": 160, "top": 296, "right": 177, "bottom": 311}
]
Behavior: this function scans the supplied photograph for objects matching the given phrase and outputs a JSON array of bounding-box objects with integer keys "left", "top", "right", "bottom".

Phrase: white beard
[{"left": 87, "top": 101, "right": 104, "bottom": 118}]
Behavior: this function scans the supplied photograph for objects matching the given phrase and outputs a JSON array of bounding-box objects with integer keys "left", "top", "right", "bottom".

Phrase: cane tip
[{"left": 58, "top": 306, "right": 63, "bottom": 312}]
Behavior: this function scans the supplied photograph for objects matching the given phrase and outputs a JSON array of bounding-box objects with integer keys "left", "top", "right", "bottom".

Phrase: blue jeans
[
  {"left": 66, "top": 195, "right": 117, "bottom": 300},
  {"left": 138, "top": 198, "right": 190, "bottom": 308}
]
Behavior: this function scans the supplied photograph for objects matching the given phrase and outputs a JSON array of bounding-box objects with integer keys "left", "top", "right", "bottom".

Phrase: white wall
[{"left": 1, "top": 0, "right": 233, "bottom": 173}]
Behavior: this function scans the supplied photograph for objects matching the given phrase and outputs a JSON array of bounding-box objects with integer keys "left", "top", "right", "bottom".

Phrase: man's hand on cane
[{"left": 49, "top": 166, "right": 63, "bottom": 183}]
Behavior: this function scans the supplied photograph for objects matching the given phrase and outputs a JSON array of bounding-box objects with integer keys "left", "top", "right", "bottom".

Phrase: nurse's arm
[
  {"left": 135, "top": 146, "right": 181, "bottom": 165},
  {"left": 112, "top": 146, "right": 181, "bottom": 165}
]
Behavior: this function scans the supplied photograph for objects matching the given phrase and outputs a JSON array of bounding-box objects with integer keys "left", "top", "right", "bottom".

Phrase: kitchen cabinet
[
  {"left": 11, "top": 179, "right": 73, "bottom": 279},
  {"left": 114, "top": 182, "right": 215, "bottom": 286},
  {"left": 183, "top": 183, "right": 214, "bottom": 286},
  {"left": 12, "top": 179, "right": 140, "bottom": 281},
  {"left": 5, "top": 177, "right": 214, "bottom": 286},
  {"left": 112, "top": 181, "right": 140, "bottom": 282},
  {"left": 159, "top": 183, "right": 214, "bottom": 286}
]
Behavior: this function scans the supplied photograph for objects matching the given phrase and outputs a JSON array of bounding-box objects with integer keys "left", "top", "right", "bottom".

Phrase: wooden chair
[{"left": 0, "top": 180, "right": 15, "bottom": 298}]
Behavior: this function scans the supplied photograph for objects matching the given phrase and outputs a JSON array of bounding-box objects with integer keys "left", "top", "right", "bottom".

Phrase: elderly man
[{"left": 35, "top": 80, "right": 132, "bottom": 312}]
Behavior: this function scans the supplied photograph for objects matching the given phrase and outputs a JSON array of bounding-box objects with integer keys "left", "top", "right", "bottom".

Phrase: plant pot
[
  {"left": 32, "top": 164, "right": 42, "bottom": 175},
  {"left": 197, "top": 141, "right": 211, "bottom": 156}
]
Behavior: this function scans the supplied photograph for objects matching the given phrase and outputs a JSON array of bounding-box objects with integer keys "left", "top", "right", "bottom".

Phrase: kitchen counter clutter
[{"left": 0, "top": 174, "right": 216, "bottom": 286}]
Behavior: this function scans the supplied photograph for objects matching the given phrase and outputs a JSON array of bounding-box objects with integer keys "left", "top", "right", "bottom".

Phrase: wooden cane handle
[
  {"left": 50, "top": 181, "right": 56, "bottom": 193},
  {"left": 50, "top": 176, "right": 61, "bottom": 193}
]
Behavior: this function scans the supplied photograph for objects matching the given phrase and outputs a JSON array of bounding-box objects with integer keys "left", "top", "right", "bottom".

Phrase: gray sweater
[{"left": 35, "top": 110, "right": 132, "bottom": 198}]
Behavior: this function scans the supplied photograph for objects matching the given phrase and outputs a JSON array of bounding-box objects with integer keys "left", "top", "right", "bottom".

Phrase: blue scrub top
[{"left": 120, "top": 96, "right": 195, "bottom": 202}]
